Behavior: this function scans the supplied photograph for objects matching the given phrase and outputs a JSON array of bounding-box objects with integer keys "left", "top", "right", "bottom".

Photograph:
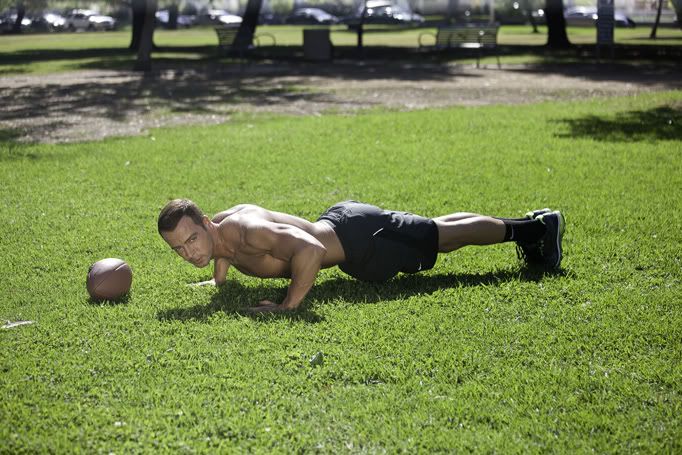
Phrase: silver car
[
  {"left": 64, "top": 9, "right": 116, "bottom": 31},
  {"left": 564, "top": 6, "right": 636, "bottom": 27}
]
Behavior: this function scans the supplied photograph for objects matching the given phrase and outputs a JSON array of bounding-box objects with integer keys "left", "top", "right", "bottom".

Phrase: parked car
[
  {"left": 28, "top": 11, "right": 66, "bottom": 32},
  {"left": 531, "top": 8, "right": 546, "bottom": 24},
  {"left": 285, "top": 8, "right": 340, "bottom": 25},
  {"left": 0, "top": 11, "right": 32, "bottom": 32},
  {"left": 258, "top": 12, "right": 283, "bottom": 25},
  {"left": 346, "top": 1, "right": 424, "bottom": 26},
  {"left": 197, "top": 9, "right": 242, "bottom": 26},
  {"left": 364, "top": 4, "right": 424, "bottom": 24},
  {"left": 564, "top": 6, "right": 636, "bottom": 27},
  {"left": 216, "top": 13, "right": 242, "bottom": 25},
  {"left": 496, "top": 1, "right": 531, "bottom": 25},
  {"left": 64, "top": 10, "right": 116, "bottom": 31},
  {"left": 155, "top": 9, "right": 195, "bottom": 28}
]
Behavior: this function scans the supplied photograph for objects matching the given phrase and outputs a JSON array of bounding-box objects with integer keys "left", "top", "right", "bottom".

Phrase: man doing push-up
[{"left": 158, "top": 199, "right": 565, "bottom": 313}]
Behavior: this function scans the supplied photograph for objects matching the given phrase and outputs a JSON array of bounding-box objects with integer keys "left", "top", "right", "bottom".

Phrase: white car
[
  {"left": 564, "top": 6, "right": 636, "bottom": 27},
  {"left": 64, "top": 10, "right": 116, "bottom": 31},
  {"left": 217, "top": 13, "right": 242, "bottom": 25},
  {"left": 198, "top": 9, "right": 242, "bottom": 26}
]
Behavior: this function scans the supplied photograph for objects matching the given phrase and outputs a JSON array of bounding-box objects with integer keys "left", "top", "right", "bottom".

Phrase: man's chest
[{"left": 231, "top": 251, "right": 291, "bottom": 279}]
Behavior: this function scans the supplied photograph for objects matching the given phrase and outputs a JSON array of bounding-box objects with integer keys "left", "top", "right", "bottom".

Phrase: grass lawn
[
  {"left": 0, "top": 24, "right": 680, "bottom": 74},
  {"left": 1, "top": 89, "right": 681, "bottom": 452}
]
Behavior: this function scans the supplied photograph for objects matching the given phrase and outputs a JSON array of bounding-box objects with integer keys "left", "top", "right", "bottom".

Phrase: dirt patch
[{"left": 1, "top": 60, "right": 680, "bottom": 143}]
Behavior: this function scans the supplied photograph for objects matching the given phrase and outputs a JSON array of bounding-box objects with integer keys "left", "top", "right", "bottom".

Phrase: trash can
[{"left": 303, "top": 28, "right": 332, "bottom": 61}]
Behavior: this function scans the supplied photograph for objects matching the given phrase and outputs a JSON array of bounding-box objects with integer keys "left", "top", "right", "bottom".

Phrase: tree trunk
[
  {"left": 12, "top": 1, "right": 25, "bottom": 34},
  {"left": 134, "top": 0, "right": 157, "bottom": 71},
  {"left": 524, "top": 0, "right": 539, "bottom": 33},
  {"left": 545, "top": 0, "right": 571, "bottom": 48},
  {"left": 447, "top": 0, "right": 458, "bottom": 23},
  {"left": 234, "top": 0, "right": 263, "bottom": 49},
  {"left": 357, "top": 0, "right": 366, "bottom": 50},
  {"left": 650, "top": 0, "right": 664, "bottom": 38},
  {"left": 673, "top": 0, "right": 682, "bottom": 30},
  {"left": 130, "top": 0, "right": 146, "bottom": 50},
  {"left": 168, "top": 3, "right": 178, "bottom": 30}
]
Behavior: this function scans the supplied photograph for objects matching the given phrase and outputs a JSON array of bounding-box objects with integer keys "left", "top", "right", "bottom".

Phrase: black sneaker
[
  {"left": 536, "top": 211, "right": 566, "bottom": 269},
  {"left": 516, "top": 208, "right": 551, "bottom": 264}
]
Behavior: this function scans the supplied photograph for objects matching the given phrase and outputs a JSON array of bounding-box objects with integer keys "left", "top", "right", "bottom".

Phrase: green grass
[
  {"left": 0, "top": 24, "right": 680, "bottom": 75},
  {"left": 1, "top": 91, "right": 681, "bottom": 452}
]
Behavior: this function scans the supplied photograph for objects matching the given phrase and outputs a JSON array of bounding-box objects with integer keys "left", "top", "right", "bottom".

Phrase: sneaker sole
[
  {"left": 552, "top": 211, "right": 565, "bottom": 268},
  {"left": 525, "top": 208, "right": 551, "bottom": 220}
]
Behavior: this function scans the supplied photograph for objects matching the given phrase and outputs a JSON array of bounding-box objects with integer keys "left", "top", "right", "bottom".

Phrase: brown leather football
[{"left": 86, "top": 258, "right": 132, "bottom": 301}]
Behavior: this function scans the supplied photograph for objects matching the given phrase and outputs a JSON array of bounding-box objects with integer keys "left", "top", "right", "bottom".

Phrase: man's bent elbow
[
  {"left": 295, "top": 243, "right": 326, "bottom": 271},
  {"left": 309, "top": 243, "right": 327, "bottom": 263}
]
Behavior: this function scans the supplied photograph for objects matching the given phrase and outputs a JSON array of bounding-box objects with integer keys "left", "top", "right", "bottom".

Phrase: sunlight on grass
[{"left": 1, "top": 91, "right": 681, "bottom": 452}]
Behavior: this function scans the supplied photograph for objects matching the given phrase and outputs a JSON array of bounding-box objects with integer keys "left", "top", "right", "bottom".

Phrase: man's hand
[
  {"left": 246, "top": 300, "right": 292, "bottom": 314},
  {"left": 188, "top": 278, "right": 217, "bottom": 287}
]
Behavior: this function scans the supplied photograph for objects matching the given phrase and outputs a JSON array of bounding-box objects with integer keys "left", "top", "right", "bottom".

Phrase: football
[{"left": 86, "top": 258, "right": 133, "bottom": 301}]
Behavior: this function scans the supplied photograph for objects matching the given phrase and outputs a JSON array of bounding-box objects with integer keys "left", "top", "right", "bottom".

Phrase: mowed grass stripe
[{"left": 1, "top": 92, "right": 681, "bottom": 452}]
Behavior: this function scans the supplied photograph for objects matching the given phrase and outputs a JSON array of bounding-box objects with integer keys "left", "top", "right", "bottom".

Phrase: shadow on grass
[
  {"left": 0, "top": 67, "right": 29, "bottom": 76},
  {"left": 157, "top": 266, "right": 566, "bottom": 323},
  {"left": 0, "top": 48, "right": 480, "bottom": 143},
  {"left": 0, "top": 126, "right": 86, "bottom": 160},
  {"left": 556, "top": 105, "right": 682, "bottom": 142},
  {"left": 0, "top": 129, "right": 41, "bottom": 160},
  {"left": 2, "top": 42, "right": 679, "bottom": 144},
  {"left": 87, "top": 292, "right": 132, "bottom": 306},
  {"left": 0, "top": 46, "right": 135, "bottom": 65}
]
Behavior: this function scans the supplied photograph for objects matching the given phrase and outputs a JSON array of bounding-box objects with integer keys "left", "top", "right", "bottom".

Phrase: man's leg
[
  {"left": 433, "top": 214, "right": 506, "bottom": 252},
  {"left": 432, "top": 213, "right": 546, "bottom": 253}
]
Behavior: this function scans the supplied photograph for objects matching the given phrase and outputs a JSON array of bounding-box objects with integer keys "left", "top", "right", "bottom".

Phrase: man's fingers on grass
[{"left": 187, "top": 279, "right": 216, "bottom": 287}]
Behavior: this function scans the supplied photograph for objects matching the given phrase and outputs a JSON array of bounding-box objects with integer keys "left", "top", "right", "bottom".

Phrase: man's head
[{"left": 158, "top": 199, "right": 214, "bottom": 268}]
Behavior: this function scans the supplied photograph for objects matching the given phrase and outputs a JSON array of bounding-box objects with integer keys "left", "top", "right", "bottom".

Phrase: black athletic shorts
[{"left": 317, "top": 201, "right": 439, "bottom": 282}]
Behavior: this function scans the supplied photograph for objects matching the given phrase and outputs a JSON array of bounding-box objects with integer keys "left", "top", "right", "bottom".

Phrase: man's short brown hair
[{"left": 158, "top": 199, "right": 206, "bottom": 234}]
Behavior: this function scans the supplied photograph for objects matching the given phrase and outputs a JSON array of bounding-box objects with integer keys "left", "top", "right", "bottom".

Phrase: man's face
[{"left": 162, "top": 216, "right": 214, "bottom": 268}]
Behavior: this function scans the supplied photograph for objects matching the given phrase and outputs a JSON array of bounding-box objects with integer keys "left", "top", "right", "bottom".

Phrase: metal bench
[
  {"left": 214, "top": 26, "right": 276, "bottom": 58},
  {"left": 419, "top": 24, "right": 501, "bottom": 68}
]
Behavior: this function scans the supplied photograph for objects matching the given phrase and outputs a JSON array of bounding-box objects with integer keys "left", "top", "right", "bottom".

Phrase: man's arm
[
  {"left": 213, "top": 257, "right": 230, "bottom": 285},
  {"left": 245, "top": 222, "right": 326, "bottom": 312},
  {"left": 189, "top": 257, "right": 230, "bottom": 287}
]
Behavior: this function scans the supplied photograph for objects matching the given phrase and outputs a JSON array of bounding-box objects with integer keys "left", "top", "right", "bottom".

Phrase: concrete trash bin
[{"left": 303, "top": 28, "right": 332, "bottom": 61}]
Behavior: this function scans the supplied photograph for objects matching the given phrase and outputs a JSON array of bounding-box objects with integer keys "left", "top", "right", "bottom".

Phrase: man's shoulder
[
  {"left": 230, "top": 203, "right": 262, "bottom": 212},
  {"left": 212, "top": 204, "right": 267, "bottom": 222},
  {"left": 217, "top": 206, "right": 274, "bottom": 228}
]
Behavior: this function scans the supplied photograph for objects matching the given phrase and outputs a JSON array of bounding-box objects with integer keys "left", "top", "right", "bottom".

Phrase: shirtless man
[{"left": 158, "top": 199, "right": 565, "bottom": 313}]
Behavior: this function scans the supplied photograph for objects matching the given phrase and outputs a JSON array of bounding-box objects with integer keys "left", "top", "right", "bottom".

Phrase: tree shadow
[
  {"left": 555, "top": 105, "right": 682, "bottom": 142},
  {"left": 0, "top": 128, "right": 41, "bottom": 160},
  {"left": 0, "top": 128, "right": 23, "bottom": 144},
  {"left": 3, "top": 41, "right": 679, "bottom": 144},
  {"left": 0, "top": 47, "right": 135, "bottom": 65},
  {"left": 157, "top": 266, "right": 566, "bottom": 324},
  {"left": 0, "top": 124, "right": 89, "bottom": 161},
  {"left": 0, "top": 47, "right": 484, "bottom": 143}
]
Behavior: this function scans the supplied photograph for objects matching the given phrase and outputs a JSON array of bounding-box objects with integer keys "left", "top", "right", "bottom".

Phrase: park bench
[
  {"left": 418, "top": 23, "right": 501, "bottom": 69},
  {"left": 214, "top": 26, "right": 276, "bottom": 58}
]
